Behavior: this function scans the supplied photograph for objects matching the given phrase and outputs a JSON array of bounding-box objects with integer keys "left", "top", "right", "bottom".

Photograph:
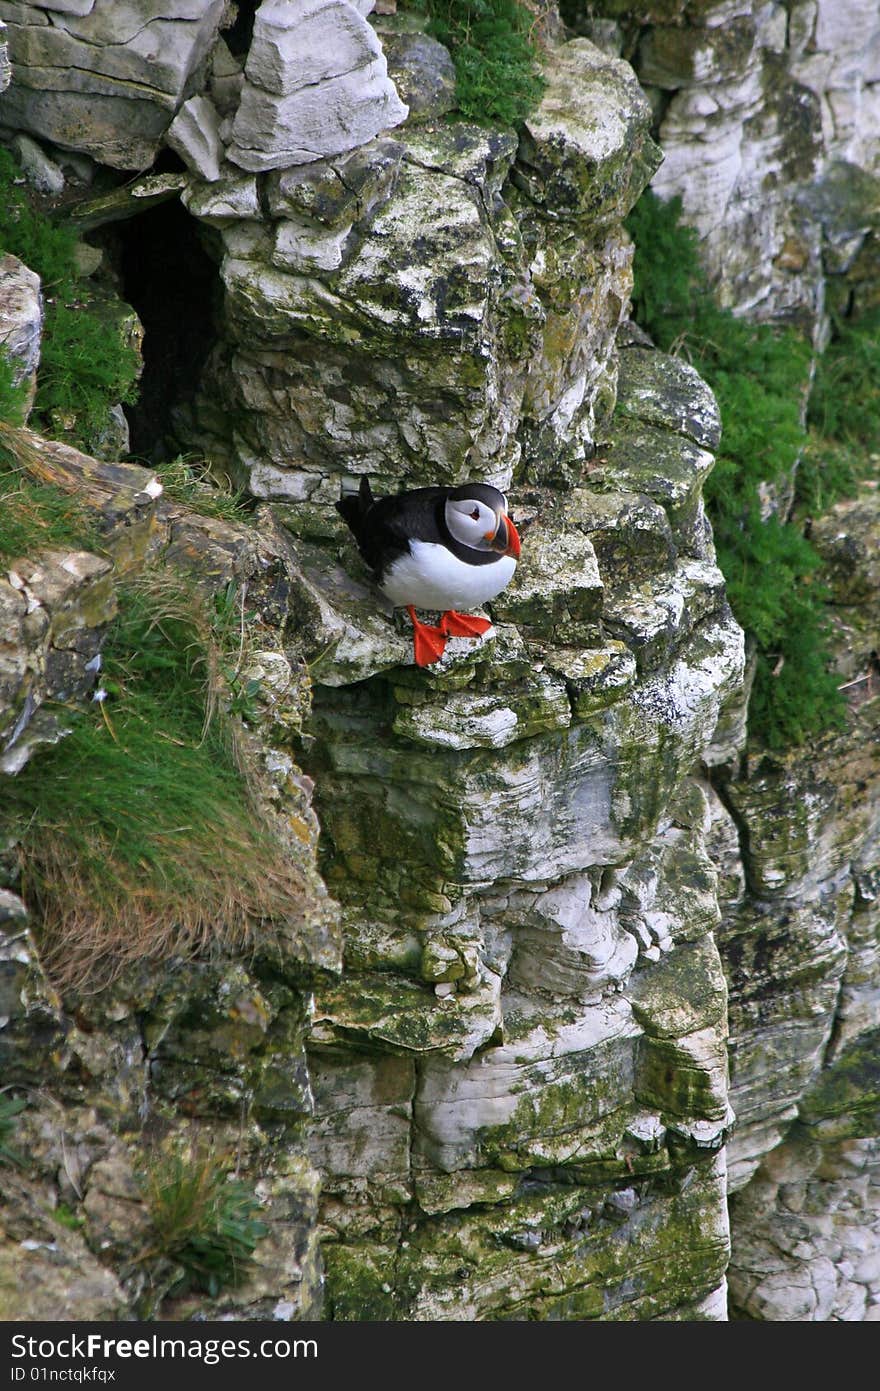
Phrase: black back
[{"left": 336, "top": 478, "right": 507, "bottom": 580}]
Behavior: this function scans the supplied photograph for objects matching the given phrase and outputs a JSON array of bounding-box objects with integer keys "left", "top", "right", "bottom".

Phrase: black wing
[{"left": 336, "top": 480, "right": 448, "bottom": 579}]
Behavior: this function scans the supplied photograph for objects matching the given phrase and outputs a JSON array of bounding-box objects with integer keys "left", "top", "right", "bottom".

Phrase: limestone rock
[
  {"left": 380, "top": 30, "right": 456, "bottom": 122},
  {"left": 515, "top": 39, "right": 662, "bottom": 227},
  {"left": 0, "top": 252, "right": 42, "bottom": 409},
  {"left": 227, "top": 0, "right": 408, "bottom": 172},
  {"left": 0, "top": 19, "right": 9, "bottom": 95},
  {"left": 0, "top": 1173, "right": 127, "bottom": 1320},
  {"left": 0, "top": 1, "right": 228, "bottom": 169},
  {"left": 165, "top": 93, "right": 224, "bottom": 181},
  {"left": 605, "top": 0, "right": 880, "bottom": 327},
  {"left": 10, "top": 132, "right": 64, "bottom": 193}
]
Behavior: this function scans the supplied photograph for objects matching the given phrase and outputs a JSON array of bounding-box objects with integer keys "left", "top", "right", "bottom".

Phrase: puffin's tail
[{"left": 335, "top": 475, "right": 374, "bottom": 543}]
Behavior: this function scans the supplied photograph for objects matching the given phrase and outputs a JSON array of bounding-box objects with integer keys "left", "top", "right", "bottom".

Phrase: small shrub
[
  {"left": 795, "top": 435, "right": 869, "bottom": 516},
  {"left": 138, "top": 1145, "right": 267, "bottom": 1298},
  {"left": 34, "top": 303, "right": 139, "bottom": 447},
  {"left": 625, "top": 190, "right": 846, "bottom": 749},
  {"left": 423, "top": 0, "right": 547, "bottom": 125},
  {"left": 0, "top": 149, "right": 79, "bottom": 291},
  {"left": 795, "top": 308, "right": 880, "bottom": 516}
]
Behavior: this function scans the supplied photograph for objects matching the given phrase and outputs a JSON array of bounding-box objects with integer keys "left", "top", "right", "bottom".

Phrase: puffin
[{"left": 336, "top": 477, "right": 521, "bottom": 666}]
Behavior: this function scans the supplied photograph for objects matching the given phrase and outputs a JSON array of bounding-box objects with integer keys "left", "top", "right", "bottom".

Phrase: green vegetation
[
  {"left": 0, "top": 416, "right": 99, "bottom": 562},
  {"left": 796, "top": 307, "right": 880, "bottom": 514},
  {"left": 138, "top": 1144, "right": 267, "bottom": 1298},
  {"left": 0, "top": 149, "right": 140, "bottom": 453},
  {"left": 2, "top": 569, "right": 309, "bottom": 991},
  {"left": 53, "top": 1202, "right": 86, "bottom": 1231},
  {"left": 423, "top": 0, "right": 546, "bottom": 125},
  {"left": 807, "top": 307, "right": 880, "bottom": 448},
  {"left": 0, "top": 344, "right": 27, "bottom": 427},
  {"left": 0, "top": 1094, "right": 27, "bottom": 1166},
  {"left": 34, "top": 303, "right": 139, "bottom": 447},
  {"left": 154, "top": 453, "right": 251, "bottom": 522},
  {"left": 626, "top": 191, "right": 846, "bottom": 749},
  {"left": 0, "top": 360, "right": 99, "bottom": 560}
]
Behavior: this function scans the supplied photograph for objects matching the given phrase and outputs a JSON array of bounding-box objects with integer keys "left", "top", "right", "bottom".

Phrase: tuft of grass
[
  {"left": 0, "top": 149, "right": 140, "bottom": 453},
  {"left": 0, "top": 356, "right": 105, "bottom": 563},
  {"left": 2, "top": 569, "right": 312, "bottom": 992},
  {"left": 625, "top": 190, "right": 846, "bottom": 750},
  {"left": 0, "top": 412, "right": 99, "bottom": 561},
  {"left": 0, "top": 1094, "right": 27, "bottom": 1167},
  {"left": 0, "top": 471, "right": 99, "bottom": 562},
  {"left": 154, "top": 454, "right": 251, "bottom": 522},
  {"left": 137, "top": 1144, "right": 267, "bottom": 1298},
  {"left": 423, "top": 0, "right": 547, "bottom": 126}
]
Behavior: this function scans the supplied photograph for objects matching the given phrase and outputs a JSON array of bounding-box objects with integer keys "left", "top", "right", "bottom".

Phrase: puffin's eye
[{"left": 470, "top": 508, "right": 480, "bottom": 520}]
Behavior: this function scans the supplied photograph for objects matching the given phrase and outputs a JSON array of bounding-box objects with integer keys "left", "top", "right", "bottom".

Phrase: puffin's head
[{"left": 445, "top": 483, "right": 521, "bottom": 559}]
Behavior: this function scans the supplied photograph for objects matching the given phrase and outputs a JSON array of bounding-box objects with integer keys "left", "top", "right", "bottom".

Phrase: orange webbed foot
[
  {"left": 407, "top": 605, "right": 448, "bottom": 666},
  {"left": 439, "top": 611, "right": 494, "bottom": 638}
]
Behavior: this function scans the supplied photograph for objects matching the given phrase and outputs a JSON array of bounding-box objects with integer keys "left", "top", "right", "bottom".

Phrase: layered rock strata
[
  {"left": 714, "top": 490, "right": 880, "bottom": 1319},
  {"left": 575, "top": 0, "right": 880, "bottom": 332},
  {"left": 292, "top": 344, "right": 744, "bottom": 1317}
]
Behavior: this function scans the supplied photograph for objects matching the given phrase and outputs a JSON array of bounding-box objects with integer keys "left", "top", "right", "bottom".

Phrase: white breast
[{"left": 381, "top": 542, "right": 517, "bottom": 612}]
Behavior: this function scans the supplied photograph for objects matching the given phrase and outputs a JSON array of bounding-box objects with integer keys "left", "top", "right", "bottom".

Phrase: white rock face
[
  {"left": 165, "top": 94, "right": 223, "bottom": 181},
  {"left": 0, "top": 20, "right": 9, "bottom": 94},
  {"left": 634, "top": 0, "right": 880, "bottom": 325},
  {"left": 0, "top": 0, "right": 228, "bottom": 168},
  {"left": 227, "top": 0, "right": 408, "bottom": 171},
  {"left": 0, "top": 252, "right": 42, "bottom": 410}
]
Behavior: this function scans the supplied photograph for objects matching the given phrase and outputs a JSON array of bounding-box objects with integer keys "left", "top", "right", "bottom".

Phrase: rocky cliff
[{"left": 0, "top": 0, "right": 878, "bottom": 1322}]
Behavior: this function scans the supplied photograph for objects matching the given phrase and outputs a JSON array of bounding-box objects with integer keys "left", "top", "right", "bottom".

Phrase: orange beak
[{"left": 488, "top": 513, "right": 520, "bottom": 559}]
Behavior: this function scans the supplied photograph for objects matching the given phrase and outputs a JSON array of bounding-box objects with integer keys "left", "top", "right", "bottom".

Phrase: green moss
[
  {"left": 0, "top": 149, "right": 140, "bottom": 452},
  {"left": 324, "top": 1244, "right": 413, "bottom": 1321},
  {"left": 799, "top": 1027, "right": 880, "bottom": 1131},
  {"left": 52, "top": 1202, "right": 85, "bottom": 1231},
  {"left": 625, "top": 191, "right": 846, "bottom": 750},
  {"left": 420, "top": 0, "right": 547, "bottom": 126}
]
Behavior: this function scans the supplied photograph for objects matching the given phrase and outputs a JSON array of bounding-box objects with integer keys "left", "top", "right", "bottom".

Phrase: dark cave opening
[
  {"left": 117, "top": 194, "right": 220, "bottom": 463},
  {"left": 224, "top": 0, "right": 260, "bottom": 57}
]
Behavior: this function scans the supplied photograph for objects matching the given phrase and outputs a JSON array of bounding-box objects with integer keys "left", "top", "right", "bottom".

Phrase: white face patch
[
  {"left": 445, "top": 497, "right": 502, "bottom": 550},
  {"left": 381, "top": 542, "right": 517, "bottom": 612}
]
